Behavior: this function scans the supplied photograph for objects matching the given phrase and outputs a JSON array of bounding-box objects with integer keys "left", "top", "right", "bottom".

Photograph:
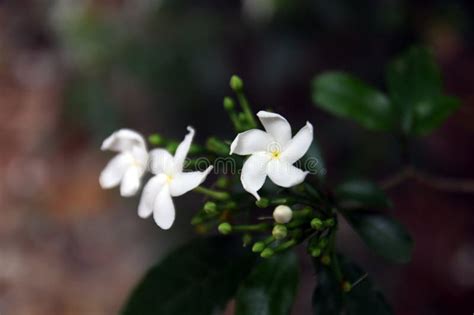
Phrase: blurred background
[{"left": 0, "top": 0, "right": 473, "bottom": 314}]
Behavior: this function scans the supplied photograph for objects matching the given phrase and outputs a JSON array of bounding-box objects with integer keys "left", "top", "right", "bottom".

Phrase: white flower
[
  {"left": 273, "top": 205, "right": 293, "bottom": 224},
  {"left": 230, "top": 111, "right": 313, "bottom": 200},
  {"left": 138, "top": 127, "right": 213, "bottom": 230},
  {"left": 100, "top": 129, "right": 149, "bottom": 197}
]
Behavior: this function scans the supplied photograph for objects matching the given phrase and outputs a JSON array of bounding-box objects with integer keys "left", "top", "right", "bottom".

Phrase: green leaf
[
  {"left": 312, "top": 72, "right": 394, "bottom": 131},
  {"left": 235, "top": 252, "right": 299, "bottom": 315},
  {"left": 312, "top": 263, "right": 343, "bottom": 315},
  {"left": 342, "top": 211, "right": 413, "bottom": 263},
  {"left": 386, "top": 46, "right": 460, "bottom": 135},
  {"left": 312, "top": 256, "right": 393, "bottom": 315},
  {"left": 335, "top": 179, "right": 392, "bottom": 210},
  {"left": 121, "top": 236, "right": 256, "bottom": 315}
]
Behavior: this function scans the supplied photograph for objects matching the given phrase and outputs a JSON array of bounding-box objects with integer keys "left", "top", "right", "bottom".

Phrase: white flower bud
[{"left": 273, "top": 205, "right": 293, "bottom": 224}]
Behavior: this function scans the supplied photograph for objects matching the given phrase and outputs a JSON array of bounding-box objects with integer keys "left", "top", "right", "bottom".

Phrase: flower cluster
[{"left": 99, "top": 75, "right": 335, "bottom": 260}]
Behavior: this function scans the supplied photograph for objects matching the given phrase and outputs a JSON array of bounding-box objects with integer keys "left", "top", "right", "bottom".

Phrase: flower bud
[
  {"left": 252, "top": 241, "right": 265, "bottom": 253},
  {"left": 166, "top": 142, "right": 178, "bottom": 153},
  {"left": 230, "top": 75, "right": 244, "bottom": 92},
  {"left": 273, "top": 205, "right": 293, "bottom": 224},
  {"left": 272, "top": 224, "right": 288, "bottom": 240},
  {"left": 255, "top": 198, "right": 270, "bottom": 208},
  {"left": 325, "top": 218, "right": 335, "bottom": 227},
  {"left": 242, "top": 233, "right": 252, "bottom": 247},
  {"left": 318, "top": 238, "right": 329, "bottom": 248},
  {"left": 216, "top": 176, "right": 230, "bottom": 189},
  {"left": 342, "top": 281, "right": 352, "bottom": 293},
  {"left": 310, "top": 248, "right": 322, "bottom": 257},
  {"left": 321, "top": 255, "right": 331, "bottom": 265},
  {"left": 223, "top": 97, "right": 235, "bottom": 111},
  {"left": 148, "top": 134, "right": 163, "bottom": 145},
  {"left": 203, "top": 201, "right": 217, "bottom": 214},
  {"left": 218, "top": 222, "right": 232, "bottom": 235},
  {"left": 311, "top": 218, "right": 324, "bottom": 230},
  {"left": 260, "top": 248, "right": 274, "bottom": 258}
]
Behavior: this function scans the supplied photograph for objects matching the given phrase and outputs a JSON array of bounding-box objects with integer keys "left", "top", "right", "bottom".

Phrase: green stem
[
  {"left": 236, "top": 92, "right": 257, "bottom": 128},
  {"left": 233, "top": 223, "right": 272, "bottom": 232},
  {"left": 194, "top": 186, "right": 230, "bottom": 200}
]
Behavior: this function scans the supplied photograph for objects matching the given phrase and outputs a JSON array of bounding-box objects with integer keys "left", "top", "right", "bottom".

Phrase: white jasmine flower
[
  {"left": 230, "top": 111, "right": 313, "bottom": 200},
  {"left": 273, "top": 205, "right": 293, "bottom": 224},
  {"left": 138, "top": 127, "right": 213, "bottom": 230},
  {"left": 100, "top": 129, "right": 149, "bottom": 197}
]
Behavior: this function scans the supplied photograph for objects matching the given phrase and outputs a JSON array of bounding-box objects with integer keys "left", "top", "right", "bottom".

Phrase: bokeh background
[{"left": 0, "top": 0, "right": 473, "bottom": 314}]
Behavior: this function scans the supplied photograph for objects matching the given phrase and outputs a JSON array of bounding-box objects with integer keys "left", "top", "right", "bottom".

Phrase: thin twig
[
  {"left": 380, "top": 166, "right": 474, "bottom": 193},
  {"left": 351, "top": 273, "right": 368, "bottom": 288}
]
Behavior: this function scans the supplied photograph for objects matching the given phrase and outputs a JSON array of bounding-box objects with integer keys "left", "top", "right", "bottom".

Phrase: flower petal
[
  {"left": 230, "top": 129, "right": 273, "bottom": 155},
  {"left": 257, "top": 111, "right": 292, "bottom": 145},
  {"left": 138, "top": 174, "right": 167, "bottom": 219},
  {"left": 174, "top": 126, "right": 195, "bottom": 172},
  {"left": 99, "top": 153, "right": 133, "bottom": 189},
  {"left": 267, "top": 160, "right": 308, "bottom": 188},
  {"left": 101, "top": 129, "right": 146, "bottom": 153},
  {"left": 149, "top": 149, "right": 175, "bottom": 175},
  {"left": 169, "top": 166, "right": 213, "bottom": 197},
  {"left": 120, "top": 166, "right": 144, "bottom": 197},
  {"left": 241, "top": 152, "right": 271, "bottom": 200},
  {"left": 281, "top": 122, "right": 313, "bottom": 164},
  {"left": 153, "top": 186, "right": 175, "bottom": 230}
]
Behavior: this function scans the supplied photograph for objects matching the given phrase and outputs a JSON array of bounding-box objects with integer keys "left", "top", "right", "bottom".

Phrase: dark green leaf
[
  {"left": 342, "top": 211, "right": 413, "bottom": 263},
  {"left": 312, "top": 256, "right": 394, "bottom": 315},
  {"left": 235, "top": 252, "right": 299, "bottom": 315},
  {"left": 335, "top": 179, "right": 392, "bottom": 210},
  {"left": 121, "top": 236, "right": 256, "bottom": 315},
  {"left": 386, "top": 46, "right": 460, "bottom": 135},
  {"left": 312, "top": 72, "right": 394, "bottom": 131},
  {"left": 312, "top": 263, "right": 343, "bottom": 315}
]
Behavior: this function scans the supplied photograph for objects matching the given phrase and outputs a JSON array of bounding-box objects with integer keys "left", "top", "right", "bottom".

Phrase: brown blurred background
[{"left": 0, "top": 0, "right": 473, "bottom": 314}]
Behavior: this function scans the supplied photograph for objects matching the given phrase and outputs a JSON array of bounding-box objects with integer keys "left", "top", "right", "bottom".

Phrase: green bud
[
  {"left": 325, "top": 218, "right": 335, "bottom": 227},
  {"left": 321, "top": 255, "right": 331, "bottom": 265},
  {"left": 191, "top": 215, "right": 204, "bottom": 225},
  {"left": 218, "top": 222, "right": 232, "bottom": 235},
  {"left": 252, "top": 241, "right": 265, "bottom": 253},
  {"left": 318, "top": 238, "right": 329, "bottom": 248},
  {"left": 166, "top": 142, "right": 178, "bottom": 153},
  {"left": 311, "top": 218, "right": 324, "bottom": 230},
  {"left": 216, "top": 176, "right": 230, "bottom": 189},
  {"left": 310, "top": 248, "right": 322, "bottom": 257},
  {"left": 148, "top": 134, "right": 163, "bottom": 145},
  {"left": 300, "top": 206, "right": 313, "bottom": 217},
  {"left": 203, "top": 201, "right": 217, "bottom": 214},
  {"left": 255, "top": 198, "right": 270, "bottom": 208},
  {"left": 260, "top": 248, "right": 274, "bottom": 258},
  {"left": 242, "top": 233, "right": 252, "bottom": 247},
  {"left": 272, "top": 224, "right": 288, "bottom": 240},
  {"left": 223, "top": 97, "right": 235, "bottom": 111},
  {"left": 342, "top": 281, "right": 352, "bottom": 293},
  {"left": 230, "top": 75, "right": 244, "bottom": 92}
]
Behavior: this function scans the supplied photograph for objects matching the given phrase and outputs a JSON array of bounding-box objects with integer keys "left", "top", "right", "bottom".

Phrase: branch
[{"left": 380, "top": 166, "right": 474, "bottom": 193}]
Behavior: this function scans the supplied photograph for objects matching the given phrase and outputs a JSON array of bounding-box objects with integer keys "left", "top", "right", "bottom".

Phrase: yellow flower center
[
  {"left": 166, "top": 175, "right": 174, "bottom": 183},
  {"left": 271, "top": 150, "right": 281, "bottom": 160}
]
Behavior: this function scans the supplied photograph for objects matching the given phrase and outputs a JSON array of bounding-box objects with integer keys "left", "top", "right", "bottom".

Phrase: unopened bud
[
  {"left": 273, "top": 205, "right": 293, "bottom": 224},
  {"left": 223, "top": 97, "right": 235, "bottom": 110},
  {"left": 310, "top": 248, "right": 322, "bottom": 257},
  {"left": 321, "top": 255, "right": 331, "bottom": 265},
  {"left": 148, "top": 134, "right": 163, "bottom": 145},
  {"left": 342, "top": 281, "right": 352, "bottom": 293},
  {"left": 252, "top": 241, "right": 265, "bottom": 253},
  {"left": 311, "top": 218, "right": 324, "bottom": 230},
  {"left": 166, "top": 142, "right": 178, "bottom": 153},
  {"left": 318, "top": 238, "right": 329, "bottom": 248},
  {"left": 272, "top": 224, "right": 288, "bottom": 240},
  {"left": 218, "top": 222, "right": 232, "bottom": 235},
  {"left": 242, "top": 234, "right": 252, "bottom": 247},
  {"left": 230, "top": 75, "right": 244, "bottom": 92},
  {"left": 260, "top": 248, "right": 274, "bottom": 258},
  {"left": 216, "top": 176, "right": 230, "bottom": 189},
  {"left": 255, "top": 198, "right": 270, "bottom": 208},
  {"left": 325, "top": 218, "right": 335, "bottom": 227},
  {"left": 203, "top": 201, "right": 217, "bottom": 214}
]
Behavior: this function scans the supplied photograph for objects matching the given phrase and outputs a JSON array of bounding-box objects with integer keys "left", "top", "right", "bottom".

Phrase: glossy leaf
[
  {"left": 235, "top": 252, "right": 299, "bottom": 315},
  {"left": 312, "top": 256, "right": 393, "bottom": 315},
  {"left": 121, "top": 236, "right": 255, "bottom": 315},
  {"left": 343, "top": 211, "right": 413, "bottom": 263},
  {"left": 386, "top": 46, "right": 460, "bottom": 135},
  {"left": 335, "top": 179, "right": 392, "bottom": 210},
  {"left": 312, "top": 72, "right": 394, "bottom": 131}
]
